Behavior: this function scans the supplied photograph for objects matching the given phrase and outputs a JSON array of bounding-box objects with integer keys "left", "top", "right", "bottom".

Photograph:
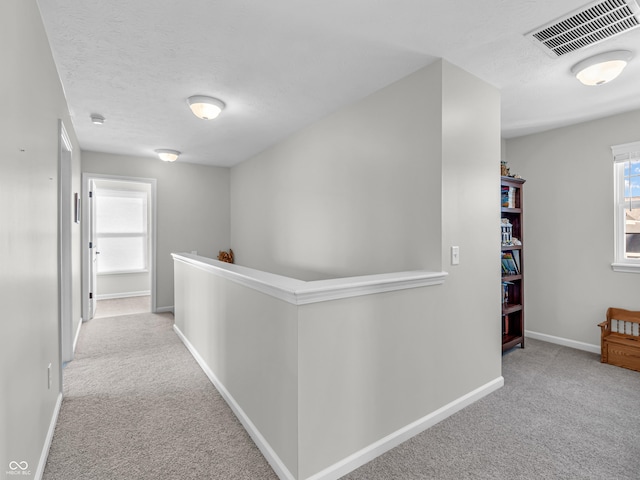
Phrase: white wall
[
  {"left": 82, "top": 152, "right": 230, "bottom": 310},
  {"left": 97, "top": 273, "right": 150, "bottom": 299},
  {"left": 297, "top": 61, "right": 502, "bottom": 479},
  {"left": 230, "top": 60, "right": 502, "bottom": 478},
  {"left": 438, "top": 59, "right": 502, "bottom": 387},
  {"left": 506, "top": 108, "right": 640, "bottom": 348},
  {"left": 231, "top": 64, "right": 443, "bottom": 280},
  {"left": 173, "top": 259, "right": 299, "bottom": 475},
  {"left": 0, "top": 0, "right": 81, "bottom": 472}
]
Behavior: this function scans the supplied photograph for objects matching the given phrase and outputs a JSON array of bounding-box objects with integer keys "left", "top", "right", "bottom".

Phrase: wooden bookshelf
[{"left": 501, "top": 176, "right": 525, "bottom": 352}]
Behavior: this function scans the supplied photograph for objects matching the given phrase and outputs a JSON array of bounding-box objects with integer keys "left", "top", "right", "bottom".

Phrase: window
[
  {"left": 96, "top": 189, "right": 148, "bottom": 274},
  {"left": 612, "top": 141, "right": 640, "bottom": 272}
]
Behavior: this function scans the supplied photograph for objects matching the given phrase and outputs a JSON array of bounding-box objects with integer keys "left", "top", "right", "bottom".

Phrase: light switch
[{"left": 451, "top": 246, "right": 460, "bottom": 265}]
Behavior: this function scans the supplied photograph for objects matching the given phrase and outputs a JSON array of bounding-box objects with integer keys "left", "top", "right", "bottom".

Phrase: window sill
[{"left": 611, "top": 263, "right": 640, "bottom": 273}]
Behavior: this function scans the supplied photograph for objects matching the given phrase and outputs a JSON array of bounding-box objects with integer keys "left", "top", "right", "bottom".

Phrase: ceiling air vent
[{"left": 527, "top": 0, "right": 640, "bottom": 57}]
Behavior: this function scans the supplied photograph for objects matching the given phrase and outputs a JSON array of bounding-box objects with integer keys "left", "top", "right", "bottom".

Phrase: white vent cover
[{"left": 527, "top": 0, "right": 640, "bottom": 57}]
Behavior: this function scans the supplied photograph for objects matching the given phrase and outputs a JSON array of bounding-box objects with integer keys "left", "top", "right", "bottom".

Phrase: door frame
[
  {"left": 82, "top": 173, "right": 158, "bottom": 320},
  {"left": 58, "top": 120, "right": 73, "bottom": 364},
  {"left": 88, "top": 178, "right": 97, "bottom": 319}
]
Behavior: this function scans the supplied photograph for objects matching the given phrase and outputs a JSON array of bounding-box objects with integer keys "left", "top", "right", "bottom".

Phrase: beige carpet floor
[
  {"left": 43, "top": 312, "right": 276, "bottom": 480},
  {"left": 44, "top": 311, "right": 640, "bottom": 479},
  {"left": 94, "top": 296, "right": 151, "bottom": 318}
]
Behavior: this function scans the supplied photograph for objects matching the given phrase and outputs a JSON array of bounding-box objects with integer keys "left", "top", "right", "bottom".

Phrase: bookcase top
[{"left": 501, "top": 176, "right": 526, "bottom": 185}]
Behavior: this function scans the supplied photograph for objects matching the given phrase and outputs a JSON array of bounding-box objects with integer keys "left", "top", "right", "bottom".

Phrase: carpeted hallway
[
  {"left": 43, "top": 312, "right": 277, "bottom": 480},
  {"left": 93, "top": 295, "right": 151, "bottom": 318},
  {"left": 44, "top": 312, "right": 640, "bottom": 479}
]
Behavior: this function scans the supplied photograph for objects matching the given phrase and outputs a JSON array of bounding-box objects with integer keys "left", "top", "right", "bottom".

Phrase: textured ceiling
[{"left": 37, "top": 0, "right": 640, "bottom": 167}]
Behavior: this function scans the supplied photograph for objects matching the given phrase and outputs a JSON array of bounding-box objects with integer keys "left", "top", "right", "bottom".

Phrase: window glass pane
[
  {"left": 624, "top": 160, "right": 640, "bottom": 259},
  {"left": 97, "top": 237, "right": 145, "bottom": 273},
  {"left": 96, "top": 195, "right": 146, "bottom": 234},
  {"left": 626, "top": 234, "right": 640, "bottom": 258},
  {"left": 630, "top": 171, "right": 640, "bottom": 195}
]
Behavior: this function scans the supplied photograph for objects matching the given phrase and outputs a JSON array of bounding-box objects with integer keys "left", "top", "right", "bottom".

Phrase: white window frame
[
  {"left": 96, "top": 189, "right": 149, "bottom": 275},
  {"left": 611, "top": 141, "right": 640, "bottom": 273}
]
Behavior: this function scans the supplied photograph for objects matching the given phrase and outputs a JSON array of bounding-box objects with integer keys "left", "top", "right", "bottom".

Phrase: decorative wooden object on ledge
[
  {"left": 217, "top": 249, "right": 234, "bottom": 263},
  {"left": 501, "top": 176, "right": 525, "bottom": 352},
  {"left": 599, "top": 307, "right": 640, "bottom": 372}
]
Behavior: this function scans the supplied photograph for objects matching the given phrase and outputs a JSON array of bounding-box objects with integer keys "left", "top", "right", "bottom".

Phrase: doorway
[{"left": 82, "top": 174, "right": 157, "bottom": 321}]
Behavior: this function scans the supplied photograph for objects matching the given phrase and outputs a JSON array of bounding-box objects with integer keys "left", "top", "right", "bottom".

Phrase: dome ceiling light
[
  {"left": 187, "top": 95, "right": 225, "bottom": 120},
  {"left": 155, "top": 149, "right": 180, "bottom": 162},
  {"left": 571, "top": 50, "right": 633, "bottom": 86}
]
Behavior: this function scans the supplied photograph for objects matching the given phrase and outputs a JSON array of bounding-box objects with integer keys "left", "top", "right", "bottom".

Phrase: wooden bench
[{"left": 598, "top": 308, "right": 640, "bottom": 372}]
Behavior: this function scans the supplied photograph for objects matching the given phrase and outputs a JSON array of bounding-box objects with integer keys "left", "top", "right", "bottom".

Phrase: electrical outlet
[
  {"left": 191, "top": 250, "right": 197, "bottom": 255},
  {"left": 47, "top": 363, "right": 52, "bottom": 389},
  {"left": 451, "top": 246, "right": 460, "bottom": 265}
]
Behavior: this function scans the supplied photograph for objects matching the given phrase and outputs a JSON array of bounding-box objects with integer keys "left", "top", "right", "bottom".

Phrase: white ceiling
[{"left": 37, "top": 0, "right": 640, "bottom": 167}]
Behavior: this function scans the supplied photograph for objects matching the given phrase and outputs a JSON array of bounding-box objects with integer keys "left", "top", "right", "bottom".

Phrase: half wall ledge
[
  {"left": 171, "top": 252, "right": 500, "bottom": 480},
  {"left": 171, "top": 253, "right": 448, "bottom": 305}
]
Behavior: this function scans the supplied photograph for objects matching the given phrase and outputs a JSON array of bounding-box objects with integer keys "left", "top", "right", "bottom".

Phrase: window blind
[{"left": 612, "top": 141, "right": 640, "bottom": 162}]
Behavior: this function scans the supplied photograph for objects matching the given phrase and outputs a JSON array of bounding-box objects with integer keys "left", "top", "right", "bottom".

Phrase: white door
[{"left": 89, "top": 179, "right": 98, "bottom": 319}]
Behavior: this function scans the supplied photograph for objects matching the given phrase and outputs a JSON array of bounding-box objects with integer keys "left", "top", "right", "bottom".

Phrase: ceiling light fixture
[
  {"left": 187, "top": 95, "right": 225, "bottom": 120},
  {"left": 90, "top": 114, "right": 105, "bottom": 125},
  {"left": 155, "top": 149, "right": 180, "bottom": 162},
  {"left": 571, "top": 50, "right": 633, "bottom": 86}
]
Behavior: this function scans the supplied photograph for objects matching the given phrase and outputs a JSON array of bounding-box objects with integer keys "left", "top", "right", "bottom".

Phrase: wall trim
[
  {"left": 34, "top": 392, "right": 62, "bottom": 480},
  {"left": 172, "top": 253, "right": 447, "bottom": 306},
  {"left": 96, "top": 290, "right": 151, "bottom": 300},
  {"left": 525, "top": 330, "right": 600, "bottom": 354},
  {"left": 72, "top": 317, "right": 82, "bottom": 353},
  {"left": 173, "top": 325, "right": 296, "bottom": 480},
  {"left": 155, "top": 305, "right": 174, "bottom": 314},
  {"left": 306, "top": 376, "right": 504, "bottom": 480}
]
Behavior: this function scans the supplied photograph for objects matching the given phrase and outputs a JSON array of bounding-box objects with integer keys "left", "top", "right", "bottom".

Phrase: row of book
[
  {"left": 501, "top": 186, "right": 516, "bottom": 208},
  {"left": 501, "top": 250, "right": 520, "bottom": 275}
]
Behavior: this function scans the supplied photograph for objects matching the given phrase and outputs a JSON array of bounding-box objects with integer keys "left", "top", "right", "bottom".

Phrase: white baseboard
[
  {"left": 173, "top": 325, "right": 296, "bottom": 480},
  {"left": 306, "top": 376, "right": 504, "bottom": 480},
  {"left": 34, "top": 392, "right": 62, "bottom": 480},
  {"left": 525, "top": 330, "right": 600, "bottom": 354},
  {"left": 155, "top": 305, "right": 174, "bottom": 314},
  {"left": 174, "top": 323, "right": 504, "bottom": 480},
  {"left": 73, "top": 317, "right": 82, "bottom": 353},
  {"left": 96, "top": 290, "right": 150, "bottom": 300}
]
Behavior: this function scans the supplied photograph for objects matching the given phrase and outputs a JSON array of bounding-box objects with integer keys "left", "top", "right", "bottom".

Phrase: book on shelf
[
  {"left": 512, "top": 250, "right": 520, "bottom": 273},
  {"left": 501, "top": 251, "right": 519, "bottom": 275},
  {"left": 501, "top": 186, "right": 516, "bottom": 208},
  {"left": 502, "top": 281, "right": 513, "bottom": 304}
]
